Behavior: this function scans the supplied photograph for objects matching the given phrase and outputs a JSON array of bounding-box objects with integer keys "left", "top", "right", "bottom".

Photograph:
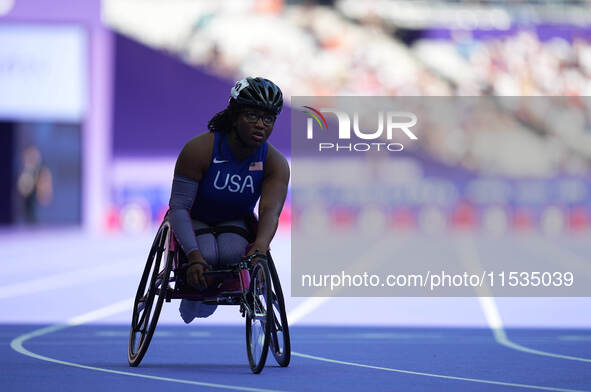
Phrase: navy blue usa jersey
[{"left": 191, "top": 132, "right": 267, "bottom": 224}]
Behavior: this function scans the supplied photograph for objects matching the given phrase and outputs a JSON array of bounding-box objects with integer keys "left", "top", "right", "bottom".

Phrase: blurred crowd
[
  {"left": 413, "top": 31, "right": 591, "bottom": 96},
  {"left": 180, "top": 4, "right": 449, "bottom": 96},
  {"left": 105, "top": 0, "right": 591, "bottom": 177}
]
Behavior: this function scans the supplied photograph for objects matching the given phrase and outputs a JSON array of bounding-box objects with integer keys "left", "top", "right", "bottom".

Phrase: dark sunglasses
[{"left": 243, "top": 111, "right": 275, "bottom": 126}]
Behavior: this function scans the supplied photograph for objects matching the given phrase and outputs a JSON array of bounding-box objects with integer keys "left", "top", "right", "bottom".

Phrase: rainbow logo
[{"left": 301, "top": 106, "right": 328, "bottom": 131}]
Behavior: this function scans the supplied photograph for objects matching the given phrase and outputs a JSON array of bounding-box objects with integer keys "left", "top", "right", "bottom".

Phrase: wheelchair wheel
[
  {"left": 267, "top": 254, "right": 291, "bottom": 367},
  {"left": 245, "top": 260, "right": 273, "bottom": 374},
  {"left": 128, "top": 221, "right": 173, "bottom": 367}
]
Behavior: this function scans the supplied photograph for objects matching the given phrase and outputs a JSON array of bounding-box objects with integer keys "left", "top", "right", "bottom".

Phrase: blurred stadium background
[
  {"left": 1, "top": 0, "right": 591, "bottom": 327},
  {"left": 1, "top": 0, "right": 590, "bottom": 234}
]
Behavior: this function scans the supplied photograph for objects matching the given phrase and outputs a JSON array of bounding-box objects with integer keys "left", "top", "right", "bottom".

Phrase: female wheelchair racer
[{"left": 127, "top": 77, "right": 290, "bottom": 373}]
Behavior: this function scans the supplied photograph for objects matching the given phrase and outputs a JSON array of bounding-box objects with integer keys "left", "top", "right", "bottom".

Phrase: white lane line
[
  {"left": 0, "top": 263, "right": 139, "bottom": 299},
  {"left": 456, "top": 235, "right": 591, "bottom": 363},
  {"left": 189, "top": 331, "right": 212, "bottom": 337},
  {"left": 11, "top": 295, "right": 587, "bottom": 392},
  {"left": 10, "top": 298, "right": 282, "bottom": 392},
  {"left": 324, "top": 332, "right": 443, "bottom": 340},
  {"left": 25, "top": 340, "right": 243, "bottom": 346},
  {"left": 288, "top": 297, "right": 330, "bottom": 325},
  {"left": 287, "top": 236, "right": 409, "bottom": 325},
  {"left": 454, "top": 235, "right": 504, "bottom": 330},
  {"left": 292, "top": 351, "right": 588, "bottom": 392},
  {"left": 68, "top": 297, "right": 134, "bottom": 325},
  {"left": 286, "top": 237, "right": 591, "bottom": 390},
  {"left": 13, "top": 299, "right": 585, "bottom": 392},
  {"left": 494, "top": 331, "right": 591, "bottom": 363},
  {"left": 93, "top": 331, "right": 212, "bottom": 338}
]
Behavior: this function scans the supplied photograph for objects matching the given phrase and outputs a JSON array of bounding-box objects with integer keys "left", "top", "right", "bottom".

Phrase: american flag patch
[{"left": 249, "top": 161, "right": 263, "bottom": 171}]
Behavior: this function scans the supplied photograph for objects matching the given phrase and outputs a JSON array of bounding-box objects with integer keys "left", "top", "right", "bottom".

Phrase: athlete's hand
[
  {"left": 246, "top": 242, "right": 269, "bottom": 267},
  {"left": 186, "top": 261, "right": 209, "bottom": 291}
]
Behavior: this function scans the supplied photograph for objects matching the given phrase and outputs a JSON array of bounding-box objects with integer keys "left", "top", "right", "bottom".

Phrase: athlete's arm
[
  {"left": 169, "top": 132, "right": 214, "bottom": 290},
  {"left": 249, "top": 144, "right": 290, "bottom": 255}
]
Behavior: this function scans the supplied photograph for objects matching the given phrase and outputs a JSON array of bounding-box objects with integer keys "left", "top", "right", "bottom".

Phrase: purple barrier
[
  {"left": 0, "top": 0, "right": 101, "bottom": 25},
  {"left": 112, "top": 33, "right": 291, "bottom": 158}
]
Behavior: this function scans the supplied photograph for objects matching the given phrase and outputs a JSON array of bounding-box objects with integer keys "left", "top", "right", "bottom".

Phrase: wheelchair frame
[{"left": 127, "top": 219, "right": 291, "bottom": 374}]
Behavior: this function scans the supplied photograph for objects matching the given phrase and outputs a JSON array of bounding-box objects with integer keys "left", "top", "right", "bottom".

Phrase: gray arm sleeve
[{"left": 169, "top": 175, "right": 199, "bottom": 255}]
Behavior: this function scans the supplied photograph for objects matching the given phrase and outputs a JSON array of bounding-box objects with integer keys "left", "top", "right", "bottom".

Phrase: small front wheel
[{"left": 245, "top": 260, "right": 273, "bottom": 374}]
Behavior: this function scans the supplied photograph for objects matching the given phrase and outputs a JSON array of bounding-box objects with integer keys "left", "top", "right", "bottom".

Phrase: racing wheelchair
[{"left": 127, "top": 216, "right": 290, "bottom": 374}]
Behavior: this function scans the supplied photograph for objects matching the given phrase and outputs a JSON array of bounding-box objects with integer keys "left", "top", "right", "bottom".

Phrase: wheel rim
[
  {"left": 130, "top": 266, "right": 163, "bottom": 355},
  {"left": 249, "top": 265, "right": 269, "bottom": 365},
  {"left": 128, "top": 223, "right": 171, "bottom": 364},
  {"left": 267, "top": 255, "right": 290, "bottom": 367},
  {"left": 246, "top": 261, "right": 272, "bottom": 373},
  {"left": 270, "top": 295, "right": 285, "bottom": 357}
]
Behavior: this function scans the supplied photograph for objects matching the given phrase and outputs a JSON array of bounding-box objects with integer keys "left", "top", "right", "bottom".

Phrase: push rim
[
  {"left": 128, "top": 222, "right": 172, "bottom": 366},
  {"left": 267, "top": 255, "right": 290, "bottom": 367},
  {"left": 245, "top": 260, "right": 272, "bottom": 373}
]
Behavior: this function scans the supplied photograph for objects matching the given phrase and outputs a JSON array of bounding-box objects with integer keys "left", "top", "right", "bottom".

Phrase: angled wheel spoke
[{"left": 274, "top": 318, "right": 283, "bottom": 332}]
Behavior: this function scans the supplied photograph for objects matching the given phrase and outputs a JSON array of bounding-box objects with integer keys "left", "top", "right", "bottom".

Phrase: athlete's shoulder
[
  {"left": 183, "top": 131, "right": 214, "bottom": 153},
  {"left": 265, "top": 142, "right": 287, "bottom": 164},
  {"left": 174, "top": 131, "right": 215, "bottom": 181},
  {"left": 264, "top": 142, "right": 289, "bottom": 180}
]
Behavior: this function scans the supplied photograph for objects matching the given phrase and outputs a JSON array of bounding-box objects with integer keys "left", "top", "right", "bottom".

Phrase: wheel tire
[
  {"left": 267, "top": 254, "right": 291, "bottom": 367},
  {"left": 128, "top": 221, "right": 173, "bottom": 367},
  {"left": 245, "top": 260, "right": 273, "bottom": 374}
]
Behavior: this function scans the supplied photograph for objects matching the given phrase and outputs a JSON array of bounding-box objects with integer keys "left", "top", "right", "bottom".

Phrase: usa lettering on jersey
[{"left": 213, "top": 171, "right": 255, "bottom": 194}]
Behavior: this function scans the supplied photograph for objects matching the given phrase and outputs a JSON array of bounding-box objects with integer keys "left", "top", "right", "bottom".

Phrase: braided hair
[{"left": 207, "top": 101, "right": 242, "bottom": 133}]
